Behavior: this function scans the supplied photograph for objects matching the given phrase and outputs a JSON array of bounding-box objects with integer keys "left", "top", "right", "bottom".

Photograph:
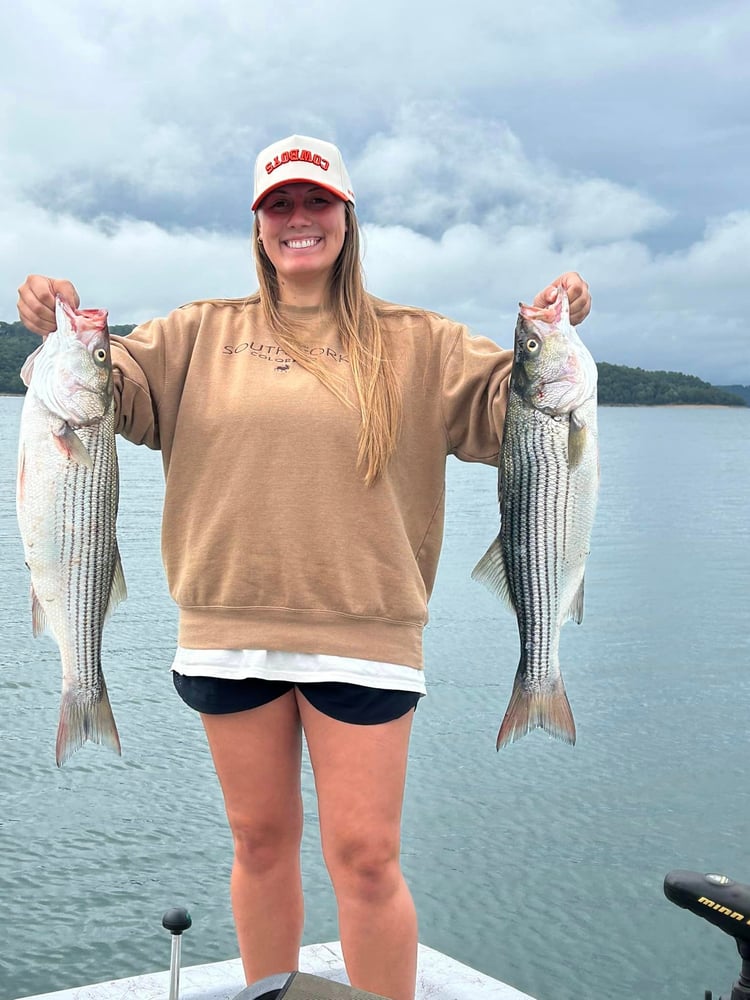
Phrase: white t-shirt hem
[{"left": 170, "top": 647, "right": 427, "bottom": 695}]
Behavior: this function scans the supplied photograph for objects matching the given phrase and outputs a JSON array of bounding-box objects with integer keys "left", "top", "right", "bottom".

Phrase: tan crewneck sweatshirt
[{"left": 110, "top": 295, "right": 512, "bottom": 670}]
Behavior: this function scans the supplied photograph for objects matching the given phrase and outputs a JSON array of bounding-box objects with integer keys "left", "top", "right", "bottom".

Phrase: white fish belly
[{"left": 559, "top": 396, "right": 599, "bottom": 625}]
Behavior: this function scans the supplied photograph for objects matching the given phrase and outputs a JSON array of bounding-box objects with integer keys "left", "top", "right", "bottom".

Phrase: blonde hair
[{"left": 251, "top": 202, "right": 401, "bottom": 486}]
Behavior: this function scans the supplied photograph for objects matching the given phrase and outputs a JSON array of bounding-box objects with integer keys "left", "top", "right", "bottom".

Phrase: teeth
[{"left": 285, "top": 238, "right": 320, "bottom": 249}]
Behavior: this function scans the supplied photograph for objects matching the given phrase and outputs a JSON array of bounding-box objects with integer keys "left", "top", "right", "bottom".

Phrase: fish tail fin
[
  {"left": 496, "top": 670, "right": 576, "bottom": 750},
  {"left": 56, "top": 678, "right": 122, "bottom": 767}
]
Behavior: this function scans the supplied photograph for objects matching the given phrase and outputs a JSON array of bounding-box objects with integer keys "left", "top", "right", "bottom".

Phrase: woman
[{"left": 17, "top": 133, "right": 591, "bottom": 1000}]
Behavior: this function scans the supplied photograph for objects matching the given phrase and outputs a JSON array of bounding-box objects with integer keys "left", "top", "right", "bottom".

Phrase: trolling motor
[
  {"left": 664, "top": 870, "right": 750, "bottom": 1000},
  {"left": 161, "top": 904, "right": 387, "bottom": 1000}
]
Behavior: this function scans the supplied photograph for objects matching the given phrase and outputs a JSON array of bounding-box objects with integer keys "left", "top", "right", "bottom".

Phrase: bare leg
[
  {"left": 201, "top": 691, "right": 304, "bottom": 983},
  {"left": 298, "top": 691, "right": 418, "bottom": 1000}
]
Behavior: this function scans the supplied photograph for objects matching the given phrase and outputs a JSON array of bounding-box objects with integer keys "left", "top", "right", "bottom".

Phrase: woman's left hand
[{"left": 533, "top": 272, "right": 591, "bottom": 326}]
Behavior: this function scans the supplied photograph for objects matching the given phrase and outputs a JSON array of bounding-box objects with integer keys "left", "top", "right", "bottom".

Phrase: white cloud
[
  {"left": 2, "top": 192, "right": 253, "bottom": 325},
  {"left": 353, "top": 107, "right": 670, "bottom": 245}
]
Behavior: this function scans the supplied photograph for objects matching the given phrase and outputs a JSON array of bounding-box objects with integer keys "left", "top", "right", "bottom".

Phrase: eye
[
  {"left": 525, "top": 338, "right": 540, "bottom": 353},
  {"left": 93, "top": 348, "right": 108, "bottom": 364}
]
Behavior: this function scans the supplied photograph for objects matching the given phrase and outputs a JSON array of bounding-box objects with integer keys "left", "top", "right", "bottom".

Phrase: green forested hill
[
  {"left": 714, "top": 384, "right": 750, "bottom": 405},
  {"left": 1, "top": 320, "right": 747, "bottom": 406},
  {"left": 596, "top": 362, "right": 747, "bottom": 407}
]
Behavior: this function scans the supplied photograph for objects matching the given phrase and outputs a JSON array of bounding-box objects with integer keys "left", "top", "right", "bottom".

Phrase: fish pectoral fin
[
  {"left": 53, "top": 425, "right": 93, "bottom": 469},
  {"left": 471, "top": 537, "right": 514, "bottom": 609},
  {"left": 30, "top": 585, "right": 48, "bottom": 637},
  {"left": 105, "top": 551, "right": 128, "bottom": 620},
  {"left": 567, "top": 417, "right": 588, "bottom": 468}
]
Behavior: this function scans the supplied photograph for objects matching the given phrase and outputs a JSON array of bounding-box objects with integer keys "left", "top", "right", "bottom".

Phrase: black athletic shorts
[{"left": 172, "top": 673, "right": 421, "bottom": 725}]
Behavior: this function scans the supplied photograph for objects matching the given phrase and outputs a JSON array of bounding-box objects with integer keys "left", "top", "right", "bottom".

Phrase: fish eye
[
  {"left": 93, "top": 348, "right": 108, "bottom": 364},
  {"left": 525, "top": 338, "right": 540, "bottom": 353}
]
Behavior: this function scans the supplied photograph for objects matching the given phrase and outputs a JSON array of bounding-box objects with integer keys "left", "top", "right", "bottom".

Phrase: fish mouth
[{"left": 56, "top": 296, "right": 108, "bottom": 335}]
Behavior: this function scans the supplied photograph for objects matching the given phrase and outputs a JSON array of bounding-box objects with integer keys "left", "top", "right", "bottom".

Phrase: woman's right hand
[{"left": 17, "top": 275, "right": 81, "bottom": 335}]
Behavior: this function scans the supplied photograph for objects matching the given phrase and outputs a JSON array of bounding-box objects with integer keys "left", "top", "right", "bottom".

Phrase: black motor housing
[{"left": 664, "top": 870, "right": 750, "bottom": 944}]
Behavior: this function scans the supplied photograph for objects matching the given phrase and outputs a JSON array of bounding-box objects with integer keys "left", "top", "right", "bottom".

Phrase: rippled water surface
[{"left": 1, "top": 398, "right": 749, "bottom": 1000}]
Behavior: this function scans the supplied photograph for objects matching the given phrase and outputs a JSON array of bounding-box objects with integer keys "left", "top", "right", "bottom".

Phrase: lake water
[{"left": 1, "top": 397, "right": 749, "bottom": 1000}]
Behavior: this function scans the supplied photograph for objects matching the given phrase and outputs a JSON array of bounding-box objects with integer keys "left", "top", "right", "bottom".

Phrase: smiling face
[{"left": 255, "top": 183, "right": 348, "bottom": 302}]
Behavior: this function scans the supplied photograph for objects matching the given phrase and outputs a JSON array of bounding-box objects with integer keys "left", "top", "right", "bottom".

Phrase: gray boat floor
[{"left": 17, "top": 941, "right": 535, "bottom": 1000}]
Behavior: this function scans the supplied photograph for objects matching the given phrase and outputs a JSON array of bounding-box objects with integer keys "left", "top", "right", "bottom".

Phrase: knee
[
  {"left": 325, "top": 835, "right": 403, "bottom": 904},
  {"left": 229, "top": 818, "right": 301, "bottom": 876}
]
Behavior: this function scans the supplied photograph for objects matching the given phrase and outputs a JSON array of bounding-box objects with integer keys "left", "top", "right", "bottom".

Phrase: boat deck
[{"left": 17, "top": 941, "right": 535, "bottom": 1000}]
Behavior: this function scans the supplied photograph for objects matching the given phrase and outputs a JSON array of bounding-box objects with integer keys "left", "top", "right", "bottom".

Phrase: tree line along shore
[{"left": 0, "top": 320, "right": 747, "bottom": 407}]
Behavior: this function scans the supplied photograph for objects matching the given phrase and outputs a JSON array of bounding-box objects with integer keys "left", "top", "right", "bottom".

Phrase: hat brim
[{"left": 252, "top": 178, "right": 352, "bottom": 211}]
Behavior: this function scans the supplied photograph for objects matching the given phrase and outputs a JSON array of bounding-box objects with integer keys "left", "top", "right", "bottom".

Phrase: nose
[{"left": 287, "top": 199, "right": 312, "bottom": 227}]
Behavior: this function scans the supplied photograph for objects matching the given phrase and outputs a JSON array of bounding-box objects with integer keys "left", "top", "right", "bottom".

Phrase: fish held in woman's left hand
[
  {"left": 16, "top": 297, "right": 126, "bottom": 766},
  {"left": 472, "top": 286, "right": 599, "bottom": 749}
]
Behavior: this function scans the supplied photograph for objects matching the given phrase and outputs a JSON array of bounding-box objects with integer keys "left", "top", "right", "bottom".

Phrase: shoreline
[{"left": 3, "top": 393, "right": 746, "bottom": 408}]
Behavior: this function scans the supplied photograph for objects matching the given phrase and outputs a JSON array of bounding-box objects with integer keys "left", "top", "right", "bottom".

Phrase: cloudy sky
[{"left": 3, "top": 0, "right": 749, "bottom": 384}]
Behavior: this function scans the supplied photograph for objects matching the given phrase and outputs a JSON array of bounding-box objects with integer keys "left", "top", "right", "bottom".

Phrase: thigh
[
  {"left": 201, "top": 690, "right": 304, "bottom": 834},
  {"left": 296, "top": 689, "right": 414, "bottom": 854}
]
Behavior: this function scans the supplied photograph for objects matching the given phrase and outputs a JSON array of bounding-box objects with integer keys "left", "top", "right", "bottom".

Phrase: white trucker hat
[{"left": 251, "top": 134, "right": 355, "bottom": 210}]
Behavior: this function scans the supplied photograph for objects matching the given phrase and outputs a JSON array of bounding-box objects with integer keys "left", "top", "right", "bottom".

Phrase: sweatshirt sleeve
[
  {"left": 110, "top": 318, "right": 168, "bottom": 450},
  {"left": 440, "top": 324, "right": 513, "bottom": 465}
]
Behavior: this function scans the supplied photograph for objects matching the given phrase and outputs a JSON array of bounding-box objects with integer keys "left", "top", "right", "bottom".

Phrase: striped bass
[
  {"left": 472, "top": 286, "right": 598, "bottom": 749},
  {"left": 16, "top": 297, "right": 125, "bottom": 766}
]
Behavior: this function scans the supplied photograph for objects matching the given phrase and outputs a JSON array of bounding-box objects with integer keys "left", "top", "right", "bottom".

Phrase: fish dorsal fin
[{"left": 471, "top": 537, "right": 515, "bottom": 610}]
